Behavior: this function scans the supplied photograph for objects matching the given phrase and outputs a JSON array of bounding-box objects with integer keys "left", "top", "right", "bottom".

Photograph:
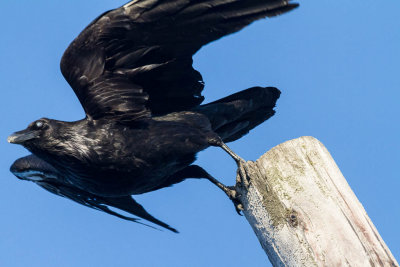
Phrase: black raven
[{"left": 8, "top": 0, "right": 298, "bottom": 231}]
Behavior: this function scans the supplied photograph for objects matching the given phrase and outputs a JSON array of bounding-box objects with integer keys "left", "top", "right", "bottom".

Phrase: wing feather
[
  {"left": 10, "top": 155, "right": 178, "bottom": 232},
  {"left": 60, "top": 0, "right": 298, "bottom": 120}
]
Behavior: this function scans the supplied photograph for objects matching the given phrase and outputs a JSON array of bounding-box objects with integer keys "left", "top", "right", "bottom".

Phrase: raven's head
[
  {"left": 7, "top": 118, "right": 57, "bottom": 151},
  {"left": 8, "top": 118, "right": 92, "bottom": 162}
]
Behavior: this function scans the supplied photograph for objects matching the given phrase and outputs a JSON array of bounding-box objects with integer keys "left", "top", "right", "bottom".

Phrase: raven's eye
[{"left": 35, "top": 121, "right": 44, "bottom": 129}]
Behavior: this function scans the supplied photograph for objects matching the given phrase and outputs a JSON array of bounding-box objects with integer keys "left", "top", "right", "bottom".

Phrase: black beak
[{"left": 7, "top": 129, "right": 39, "bottom": 144}]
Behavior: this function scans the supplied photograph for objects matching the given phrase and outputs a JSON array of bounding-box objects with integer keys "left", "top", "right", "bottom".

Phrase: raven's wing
[
  {"left": 60, "top": 0, "right": 298, "bottom": 121},
  {"left": 10, "top": 155, "right": 177, "bottom": 232}
]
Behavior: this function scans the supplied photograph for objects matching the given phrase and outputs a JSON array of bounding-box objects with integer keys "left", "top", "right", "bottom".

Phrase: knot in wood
[{"left": 288, "top": 211, "right": 298, "bottom": 227}]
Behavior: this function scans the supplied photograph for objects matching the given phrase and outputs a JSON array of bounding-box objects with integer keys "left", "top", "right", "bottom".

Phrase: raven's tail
[{"left": 193, "top": 87, "right": 280, "bottom": 143}]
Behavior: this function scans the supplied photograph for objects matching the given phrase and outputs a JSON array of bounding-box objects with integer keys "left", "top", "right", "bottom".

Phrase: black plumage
[
  {"left": 8, "top": 0, "right": 298, "bottom": 231},
  {"left": 11, "top": 155, "right": 178, "bottom": 232}
]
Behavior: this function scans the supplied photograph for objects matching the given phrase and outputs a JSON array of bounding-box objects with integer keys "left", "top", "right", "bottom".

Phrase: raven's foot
[
  {"left": 213, "top": 139, "right": 251, "bottom": 188},
  {"left": 225, "top": 187, "right": 244, "bottom": 215},
  {"left": 236, "top": 159, "right": 251, "bottom": 189},
  {"left": 225, "top": 186, "right": 244, "bottom": 215},
  {"left": 207, "top": 136, "right": 251, "bottom": 213},
  {"left": 205, "top": 175, "right": 244, "bottom": 215}
]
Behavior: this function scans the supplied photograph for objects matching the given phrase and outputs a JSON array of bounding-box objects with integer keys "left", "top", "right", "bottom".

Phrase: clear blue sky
[{"left": 1, "top": 1, "right": 399, "bottom": 266}]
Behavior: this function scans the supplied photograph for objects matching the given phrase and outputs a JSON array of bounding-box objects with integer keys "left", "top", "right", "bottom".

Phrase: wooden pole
[{"left": 237, "top": 136, "right": 398, "bottom": 266}]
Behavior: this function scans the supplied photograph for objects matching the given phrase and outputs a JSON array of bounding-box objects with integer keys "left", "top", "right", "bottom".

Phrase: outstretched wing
[
  {"left": 10, "top": 155, "right": 178, "bottom": 232},
  {"left": 60, "top": 0, "right": 298, "bottom": 121}
]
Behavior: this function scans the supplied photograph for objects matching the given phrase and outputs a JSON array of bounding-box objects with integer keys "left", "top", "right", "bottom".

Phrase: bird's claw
[
  {"left": 235, "top": 203, "right": 244, "bottom": 215},
  {"left": 236, "top": 160, "right": 251, "bottom": 189},
  {"left": 220, "top": 161, "right": 252, "bottom": 215},
  {"left": 225, "top": 186, "right": 244, "bottom": 215},
  {"left": 232, "top": 160, "right": 253, "bottom": 215}
]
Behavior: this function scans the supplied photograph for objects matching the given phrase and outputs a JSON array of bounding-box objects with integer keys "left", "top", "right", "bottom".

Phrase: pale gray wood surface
[{"left": 238, "top": 136, "right": 398, "bottom": 266}]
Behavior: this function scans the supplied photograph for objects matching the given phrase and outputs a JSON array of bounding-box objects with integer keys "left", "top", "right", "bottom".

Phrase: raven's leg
[
  {"left": 208, "top": 136, "right": 250, "bottom": 188},
  {"left": 166, "top": 165, "right": 244, "bottom": 214}
]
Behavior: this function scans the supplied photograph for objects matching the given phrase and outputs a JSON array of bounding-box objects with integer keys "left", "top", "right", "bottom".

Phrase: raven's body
[
  {"left": 30, "top": 112, "right": 213, "bottom": 196},
  {"left": 9, "top": 0, "right": 298, "bottom": 231}
]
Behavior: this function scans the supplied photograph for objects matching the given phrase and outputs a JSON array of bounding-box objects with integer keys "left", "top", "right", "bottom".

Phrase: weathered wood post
[{"left": 238, "top": 136, "right": 398, "bottom": 266}]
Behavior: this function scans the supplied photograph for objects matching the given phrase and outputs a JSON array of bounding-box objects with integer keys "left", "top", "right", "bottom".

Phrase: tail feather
[
  {"left": 193, "top": 86, "right": 280, "bottom": 142},
  {"left": 221, "top": 106, "right": 276, "bottom": 142}
]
